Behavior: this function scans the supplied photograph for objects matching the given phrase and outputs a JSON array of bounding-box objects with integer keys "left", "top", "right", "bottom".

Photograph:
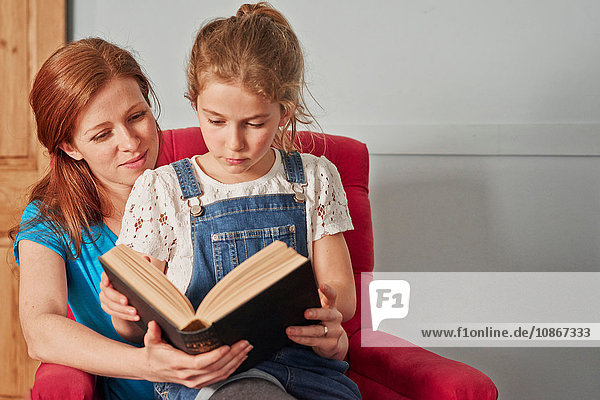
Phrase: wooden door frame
[{"left": 1, "top": 1, "right": 65, "bottom": 398}]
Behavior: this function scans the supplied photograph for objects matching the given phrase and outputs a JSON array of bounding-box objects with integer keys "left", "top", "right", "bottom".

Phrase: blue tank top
[{"left": 14, "top": 201, "right": 154, "bottom": 400}]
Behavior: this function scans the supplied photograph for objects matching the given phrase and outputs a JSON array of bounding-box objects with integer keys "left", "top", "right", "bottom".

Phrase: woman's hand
[
  {"left": 141, "top": 321, "right": 252, "bottom": 388},
  {"left": 100, "top": 273, "right": 253, "bottom": 386},
  {"left": 286, "top": 283, "right": 349, "bottom": 360},
  {"left": 18, "top": 241, "right": 252, "bottom": 383}
]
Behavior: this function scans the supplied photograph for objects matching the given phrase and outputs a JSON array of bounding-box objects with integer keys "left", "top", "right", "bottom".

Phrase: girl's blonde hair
[{"left": 186, "top": 2, "right": 312, "bottom": 151}]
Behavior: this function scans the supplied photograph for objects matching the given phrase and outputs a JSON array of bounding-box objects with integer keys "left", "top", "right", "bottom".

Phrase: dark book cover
[{"left": 100, "top": 257, "right": 321, "bottom": 372}]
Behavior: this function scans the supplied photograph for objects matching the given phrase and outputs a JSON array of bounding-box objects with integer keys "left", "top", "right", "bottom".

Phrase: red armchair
[{"left": 30, "top": 128, "right": 498, "bottom": 399}]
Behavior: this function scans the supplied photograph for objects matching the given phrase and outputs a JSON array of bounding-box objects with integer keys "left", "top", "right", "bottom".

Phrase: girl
[
  {"left": 12, "top": 38, "right": 249, "bottom": 400},
  {"left": 101, "top": 3, "right": 361, "bottom": 399}
]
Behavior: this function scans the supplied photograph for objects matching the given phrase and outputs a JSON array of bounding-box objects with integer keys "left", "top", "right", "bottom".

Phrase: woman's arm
[
  {"left": 18, "top": 240, "right": 251, "bottom": 388},
  {"left": 311, "top": 232, "right": 356, "bottom": 322},
  {"left": 19, "top": 239, "right": 100, "bottom": 365}
]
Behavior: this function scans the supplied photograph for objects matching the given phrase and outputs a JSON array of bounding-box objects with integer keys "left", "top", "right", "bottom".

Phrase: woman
[{"left": 11, "top": 38, "right": 251, "bottom": 399}]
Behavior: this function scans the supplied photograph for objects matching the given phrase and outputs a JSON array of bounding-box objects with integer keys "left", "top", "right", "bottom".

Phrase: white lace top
[{"left": 117, "top": 149, "right": 353, "bottom": 292}]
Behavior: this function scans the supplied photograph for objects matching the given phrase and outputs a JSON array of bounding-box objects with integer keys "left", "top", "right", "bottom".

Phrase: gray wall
[{"left": 70, "top": 1, "right": 600, "bottom": 398}]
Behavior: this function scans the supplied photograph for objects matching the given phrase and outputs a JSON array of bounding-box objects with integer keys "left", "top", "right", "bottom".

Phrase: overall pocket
[{"left": 211, "top": 224, "right": 298, "bottom": 281}]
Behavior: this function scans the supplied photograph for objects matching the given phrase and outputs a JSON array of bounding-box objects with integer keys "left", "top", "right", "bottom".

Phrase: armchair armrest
[
  {"left": 31, "top": 362, "right": 100, "bottom": 400},
  {"left": 30, "top": 308, "right": 101, "bottom": 400},
  {"left": 348, "top": 329, "right": 498, "bottom": 400}
]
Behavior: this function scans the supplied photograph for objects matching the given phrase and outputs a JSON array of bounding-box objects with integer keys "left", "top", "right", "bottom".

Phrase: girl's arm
[
  {"left": 99, "top": 253, "right": 166, "bottom": 343},
  {"left": 99, "top": 274, "right": 145, "bottom": 342},
  {"left": 285, "top": 232, "right": 355, "bottom": 360},
  {"left": 311, "top": 232, "right": 356, "bottom": 322},
  {"left": 287, "top": 283, "right": 349, "bottom": 360},
  {"left": 19, "top": 240, "right": 251, "bottom": 388}
]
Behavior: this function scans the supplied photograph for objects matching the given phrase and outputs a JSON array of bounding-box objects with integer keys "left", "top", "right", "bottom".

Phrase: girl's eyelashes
[
  {"left": 206, "top": 118, "right": 265, "bottom": 127},
  {"left": 129, "top": 110, "right": 147, "bottom": 121}
]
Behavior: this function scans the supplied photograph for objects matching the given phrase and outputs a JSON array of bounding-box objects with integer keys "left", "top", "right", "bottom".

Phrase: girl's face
[
  {"left": 195, "top": 80, "right": 288, "bottom": 183},
  {"left": 60, "top": 77, "right": 159, "bottom": 193}
]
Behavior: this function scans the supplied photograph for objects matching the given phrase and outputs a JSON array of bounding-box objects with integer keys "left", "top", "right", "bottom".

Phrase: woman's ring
[{"left": 323, "top": 325, "right": 328, "bottom": 336}]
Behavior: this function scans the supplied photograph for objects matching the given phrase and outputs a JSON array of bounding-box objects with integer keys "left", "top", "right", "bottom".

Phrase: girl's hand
[
  {"left": 286, "top": 283, "right": 349, "bottom": 360},
  {"left": 142, "top": 321, "right": 253, "bottom": 388},
  {"left": 99, "top": 272, "right": 140, "bottom": 322},
  {"left": 99, "top": 272, "right": 147, "bottom": 341}
]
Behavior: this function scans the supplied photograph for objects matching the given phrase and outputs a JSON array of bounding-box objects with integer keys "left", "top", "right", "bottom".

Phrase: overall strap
[
  {"left": 170, "top": 159, "right": 203, "bottom": 199},
  {"left": 278, "top": 149, "right": 306, "bottom": 184}
]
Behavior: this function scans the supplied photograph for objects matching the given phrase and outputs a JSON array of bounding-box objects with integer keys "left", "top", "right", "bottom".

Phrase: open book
[{"left": 99, "top": 241, "right": 321, "bottom": 371}]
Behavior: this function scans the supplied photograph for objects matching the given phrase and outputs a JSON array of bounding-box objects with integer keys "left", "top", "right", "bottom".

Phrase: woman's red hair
[{"left": 9, "top": 38, "right": 159, "bottom": 257}]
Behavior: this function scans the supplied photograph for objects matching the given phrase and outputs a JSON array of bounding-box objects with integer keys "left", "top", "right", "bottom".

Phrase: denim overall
[{"left": 155, "top": 151, "right": 361, "bottom": 400}]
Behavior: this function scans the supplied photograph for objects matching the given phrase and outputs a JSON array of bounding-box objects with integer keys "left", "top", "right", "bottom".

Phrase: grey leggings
[{"left": 210, "top": 378, "right": 296, "bottom": 400}]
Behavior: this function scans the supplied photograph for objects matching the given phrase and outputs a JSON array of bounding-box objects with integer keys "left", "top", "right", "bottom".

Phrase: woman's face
[{"left": 61, "top": 77, "right": 159, "bottom": 193}]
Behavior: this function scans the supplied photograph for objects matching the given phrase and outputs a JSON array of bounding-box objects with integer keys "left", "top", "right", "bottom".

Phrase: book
[{"left": 99, "top": 241, "right": 321, "bottom": 371}]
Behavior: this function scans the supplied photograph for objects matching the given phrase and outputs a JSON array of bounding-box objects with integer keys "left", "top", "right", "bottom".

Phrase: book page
[
  {"left": 195, "top": 241, "right": 308, "bottom": 323},
  {"left": 202, "top": 248, "right": 296, "bottom": 307}
]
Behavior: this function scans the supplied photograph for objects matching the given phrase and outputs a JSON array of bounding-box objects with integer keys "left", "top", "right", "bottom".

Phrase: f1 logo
[{"left": 369, "top": 280, "right": 410, "bottom": 331}]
